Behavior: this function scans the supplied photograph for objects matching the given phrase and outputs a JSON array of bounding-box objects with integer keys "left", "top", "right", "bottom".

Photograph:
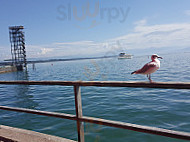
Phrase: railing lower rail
[{"left": 0, "top": 81, "right": 190, "bottom": 142}]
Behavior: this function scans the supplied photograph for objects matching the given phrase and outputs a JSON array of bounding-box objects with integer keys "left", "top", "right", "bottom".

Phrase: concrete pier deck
[
  {"left": 0, "top": 125, "right": 76, "bottom": 142},
  {"left": 0, "top": 66, "right": 17, "bottom": 74}
]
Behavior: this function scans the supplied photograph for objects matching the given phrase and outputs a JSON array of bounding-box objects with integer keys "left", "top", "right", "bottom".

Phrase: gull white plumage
[{"left": 131, "top": 54, "right": 163, "bottom": 82}]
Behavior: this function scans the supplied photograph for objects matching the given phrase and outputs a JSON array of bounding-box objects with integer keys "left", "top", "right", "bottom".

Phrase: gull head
[{"left": 151, "top": 54, "right": 163, "bottom": 61}]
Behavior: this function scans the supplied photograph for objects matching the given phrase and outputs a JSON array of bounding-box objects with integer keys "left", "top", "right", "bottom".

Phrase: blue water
[{"left": 0, "top": 52, "right": 190, "bottom": 142}]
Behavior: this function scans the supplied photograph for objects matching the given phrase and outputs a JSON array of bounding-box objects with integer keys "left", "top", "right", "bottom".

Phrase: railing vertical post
[{"left": 74, "top": 85, "right": 85, "bottom": 142}]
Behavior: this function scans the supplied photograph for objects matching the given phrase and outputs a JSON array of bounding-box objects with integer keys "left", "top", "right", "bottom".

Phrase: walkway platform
[
  {"left": 0, "top": 66, "right": 17, "bottom": 74},
  {"left": 0, "top": 125, "right": 76, "bottom": 142}
]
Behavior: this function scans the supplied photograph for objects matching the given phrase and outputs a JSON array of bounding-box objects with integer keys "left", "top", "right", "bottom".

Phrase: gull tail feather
[{"left": 131, "top": 71, "right": 136, "bottom": 75}]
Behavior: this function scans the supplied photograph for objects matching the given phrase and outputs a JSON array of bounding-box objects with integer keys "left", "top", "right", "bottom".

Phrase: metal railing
[{"left": 0, "top": 81, "right": 190, "bottom": 142}]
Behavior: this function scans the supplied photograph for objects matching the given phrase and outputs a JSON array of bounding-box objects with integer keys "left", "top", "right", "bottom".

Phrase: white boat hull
[{"left": 118, "top": 55, "right": 132, "bottom": 59}]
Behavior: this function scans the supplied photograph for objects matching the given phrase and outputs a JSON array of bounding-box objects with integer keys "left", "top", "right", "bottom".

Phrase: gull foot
[{"left": 149, "top": 79, "right": 153, "bottom": 83}]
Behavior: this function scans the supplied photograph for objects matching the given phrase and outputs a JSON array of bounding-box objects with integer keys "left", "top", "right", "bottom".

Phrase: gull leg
[
  {"left": 147, "top": 74, "right": 150, "bottom": 81},
  {"left": 147, "top": 74, "right": 149, "bottom": 81},
  {"left": 148, "top": 74, "right": 152, "bottom": 83}
]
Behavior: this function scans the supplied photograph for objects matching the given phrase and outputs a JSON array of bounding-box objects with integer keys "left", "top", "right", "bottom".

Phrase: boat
[{"left": 118, "top": 53, "right": 133, "bottom": 59}]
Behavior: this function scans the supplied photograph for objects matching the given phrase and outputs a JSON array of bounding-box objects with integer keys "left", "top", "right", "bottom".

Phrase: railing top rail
[{"left": 0, "top": 80, "right": 190, "bottom": 89}]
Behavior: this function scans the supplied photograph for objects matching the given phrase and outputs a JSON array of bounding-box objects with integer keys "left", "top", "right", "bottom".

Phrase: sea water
[{"left": 0, "top": 52, "right": 190, "bottom": 142}]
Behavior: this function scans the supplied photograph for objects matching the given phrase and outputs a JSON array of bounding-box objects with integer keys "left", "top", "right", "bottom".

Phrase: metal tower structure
[{"left": 9, "top": 26, "right": 27, "bottom": 70}]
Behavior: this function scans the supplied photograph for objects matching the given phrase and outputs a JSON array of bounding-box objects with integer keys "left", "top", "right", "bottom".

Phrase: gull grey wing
[{"left": 135, "top": 62, "right": 156, "bottom": 74}]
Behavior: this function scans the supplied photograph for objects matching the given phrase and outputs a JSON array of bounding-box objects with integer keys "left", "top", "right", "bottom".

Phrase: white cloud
[
  {"left": 109, "top": 22, "right": 190, "bottom": 50},
  {"left": 40, "top": 48, "right": 54, "bottom": 55},
  {"left": 134, "top": 19, "right": 147, "bottom": 26},
  {"left": 0, "top": 46, "right": 12, "bottom": 61},
  {"left": 26, "top": 45, "right": 55, "bottom": 58},
  {"left": 15, "top": 20, "right": 190, "bottom": 59},
  {"left": 54, "top": 41, "right": 95, "bottom": 46}
]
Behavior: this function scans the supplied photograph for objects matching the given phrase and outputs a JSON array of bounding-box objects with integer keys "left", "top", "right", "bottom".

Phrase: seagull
[{"left": 131, "top": 54, "right": 163, "bottom": 82}]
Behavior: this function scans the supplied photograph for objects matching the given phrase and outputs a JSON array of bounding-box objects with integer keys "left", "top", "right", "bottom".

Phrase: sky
[{"left": 0, "top": 0, "right": 190, "bottom": 60}]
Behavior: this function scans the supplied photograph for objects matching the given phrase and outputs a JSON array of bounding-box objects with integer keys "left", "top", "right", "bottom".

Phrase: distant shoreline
[{"left": 0, "top": 55, "right": 116, "bottom": 66}]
